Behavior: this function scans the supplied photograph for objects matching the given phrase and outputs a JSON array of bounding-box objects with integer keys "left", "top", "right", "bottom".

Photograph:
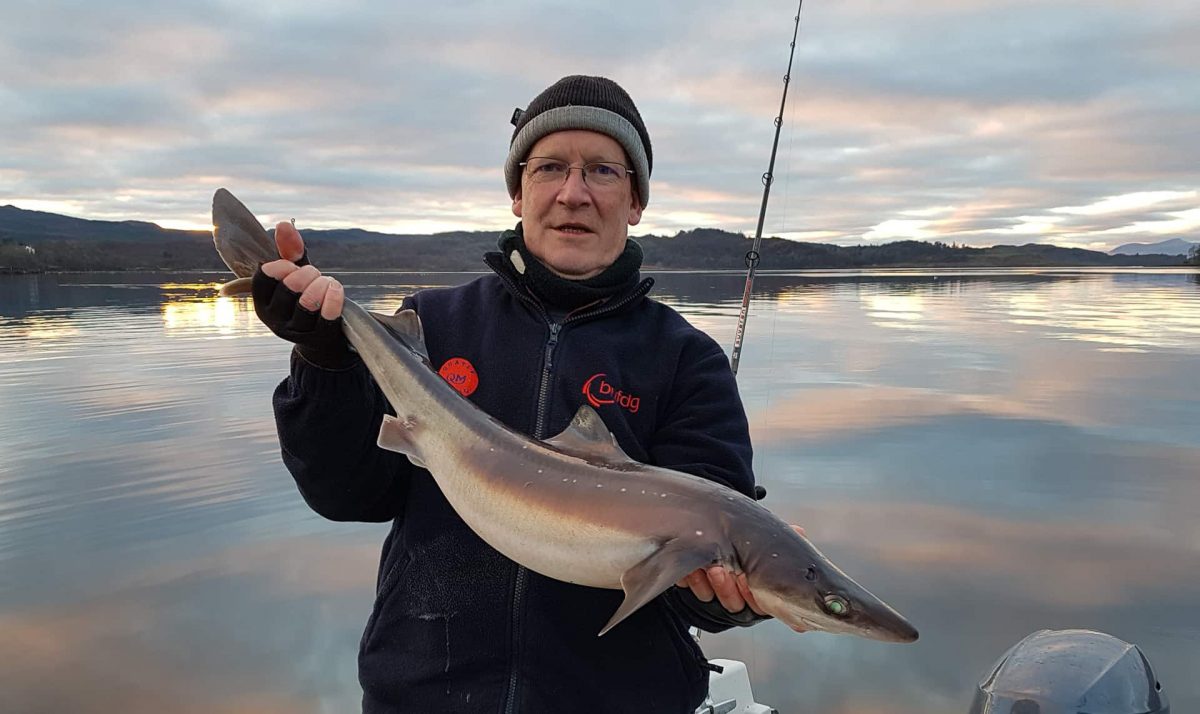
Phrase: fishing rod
[
  {"left": 691, "top": 3, "right": 808, "bottom": 675},
  {"left": 730, "top": 0, "right": 805, "bottom": 376}
]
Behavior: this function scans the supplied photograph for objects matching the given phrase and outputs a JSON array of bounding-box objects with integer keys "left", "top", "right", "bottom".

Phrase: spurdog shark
[{"left": 211, "top": 188, "right": 918, "bottom": 643}]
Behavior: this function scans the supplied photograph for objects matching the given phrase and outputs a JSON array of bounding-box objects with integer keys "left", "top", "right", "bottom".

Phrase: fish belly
[{"left": 419, "top": 435, "right": 658, "bottom": 590}]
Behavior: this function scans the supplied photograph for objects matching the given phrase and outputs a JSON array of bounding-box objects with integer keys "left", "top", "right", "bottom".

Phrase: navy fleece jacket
[{"left": 273, "top": 253, "right": 758, "bottom": 714}]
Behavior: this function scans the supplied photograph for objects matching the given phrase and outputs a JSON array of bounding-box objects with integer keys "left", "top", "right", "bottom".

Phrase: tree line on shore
[
  {"left": 2, "top": 231, "right": 1188, "bottom": 274},
  {"left": 0, "top": 202, "right": 1191, "bottom": 273}
]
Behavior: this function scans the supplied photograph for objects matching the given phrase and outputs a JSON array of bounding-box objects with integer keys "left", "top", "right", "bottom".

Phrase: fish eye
[{"left": 823, "top": 594, "right": 850, "bottom": 617}]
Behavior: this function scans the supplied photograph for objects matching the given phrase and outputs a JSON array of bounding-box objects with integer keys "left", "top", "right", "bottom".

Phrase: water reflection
[
  {"left": 861, "top": 291, "right": 929, "bottom": 332},
  {"left": 1, "top": 269, "right": 1198, "bottom": 713},
  {"left": 0, "top": 536, "right": 377, "bottom": 714},
  {"left": 161, "top": 295, "right": 255, "bottom": 333},
  {"left": 0, "top": 314, "right": 82, "bottom": 342}
]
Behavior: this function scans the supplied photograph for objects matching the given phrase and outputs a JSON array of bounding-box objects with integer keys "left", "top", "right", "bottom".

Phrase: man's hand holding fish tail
[{"left": 252, "top": 223, "right": 355, "bottom": 369}]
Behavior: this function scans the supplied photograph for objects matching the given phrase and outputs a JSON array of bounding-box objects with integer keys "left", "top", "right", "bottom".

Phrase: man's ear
[
  {"left": 512, "top": 191, "right": 523, "bottom": 218},
  {"left": 627, "top": 194, "right": 643, "bottom": 226}
]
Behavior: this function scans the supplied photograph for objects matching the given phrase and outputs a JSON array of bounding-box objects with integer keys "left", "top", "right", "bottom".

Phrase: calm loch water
[{"left": 2, "top": 268, "right": 1198, "bottom": 713}]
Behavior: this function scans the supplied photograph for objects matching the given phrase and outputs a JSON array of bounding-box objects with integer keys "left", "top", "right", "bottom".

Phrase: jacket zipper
[
  {"left": 493, "top": 265, "right": 652, "bottom": 714},
  {"left": 503, "top": 316, "right": 559, "bottom": 714},
  {"left": 504, "top": 565, "right": 528, "bottom": 714},
  {"left": 532, "top": 322, "right": 562, "bottom": 438}
]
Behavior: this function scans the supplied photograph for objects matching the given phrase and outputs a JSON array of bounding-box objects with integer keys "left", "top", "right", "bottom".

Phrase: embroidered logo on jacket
[
  {"left": 439, "top": 357, "right": 479, "bottom": 397},
  {"left": 582, "top": 373, "right": 640, "bottom": 414}
]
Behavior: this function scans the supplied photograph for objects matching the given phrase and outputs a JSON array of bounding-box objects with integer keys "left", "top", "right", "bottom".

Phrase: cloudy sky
[{"left": 2, "top": 0, "right": 1198, "bottom": 250}]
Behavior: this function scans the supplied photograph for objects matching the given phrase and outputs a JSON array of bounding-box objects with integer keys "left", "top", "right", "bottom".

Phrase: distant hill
[
  {"left": 0, "top": 204, "right": 208, "bottom": 242},
  {"left": 0, "top": 204, "right": 1189, "bottom": 272},
  {"left": 1110, "top": 237, "right": 1197, "bottom": 256}
]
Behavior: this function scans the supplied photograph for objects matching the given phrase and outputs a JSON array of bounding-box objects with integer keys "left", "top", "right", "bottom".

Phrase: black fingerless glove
[
  {"left": 667, "top": 586, "right": 770, "bottom": 633},
  {"left": 251, "top": 263, "right": 359, "bottom": 369}
]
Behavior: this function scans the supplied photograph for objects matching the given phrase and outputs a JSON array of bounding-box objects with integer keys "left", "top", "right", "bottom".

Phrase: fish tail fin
[{"left": 212, "top": 188, "right": 281, "bottom": 279}]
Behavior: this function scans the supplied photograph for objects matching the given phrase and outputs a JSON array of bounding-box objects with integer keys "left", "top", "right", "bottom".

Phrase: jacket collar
[{"left": 484, "top": 250, "right": 654, "bottom": 322}]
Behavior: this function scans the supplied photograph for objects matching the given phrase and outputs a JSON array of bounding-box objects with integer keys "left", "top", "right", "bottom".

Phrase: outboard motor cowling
[{"left": 969, "top": 629, "right": 1168, "bottom": 714}]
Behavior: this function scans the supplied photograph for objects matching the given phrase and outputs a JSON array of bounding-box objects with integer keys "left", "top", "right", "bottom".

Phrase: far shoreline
[{"left": 4, "top": 264, "right": 1197, "bottom": 277}]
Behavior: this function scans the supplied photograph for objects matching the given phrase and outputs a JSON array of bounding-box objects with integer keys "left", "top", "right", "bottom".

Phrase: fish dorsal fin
[
  {"left": 600, "top": 537, "right": 717, "bottom": 636},
  {"left": 545, "top": 405, "right": 635, "bottom": 464},
  {"left": 371, "top": 309, "right": 428, "bottom": 360}
]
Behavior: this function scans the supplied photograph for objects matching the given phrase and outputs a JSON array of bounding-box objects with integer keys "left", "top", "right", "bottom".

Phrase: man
[{"left": 252, "top": 75, "right": 773, "bottom": 713}]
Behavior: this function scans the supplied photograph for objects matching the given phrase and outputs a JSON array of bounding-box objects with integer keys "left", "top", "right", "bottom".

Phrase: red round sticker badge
[{"left": 438, "top": 358, "right": 479, "bottom": 397}]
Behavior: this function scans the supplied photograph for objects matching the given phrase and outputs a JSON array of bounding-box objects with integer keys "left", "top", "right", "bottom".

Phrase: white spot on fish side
[
  {"left": 538, "top": 469, "right": 543, "bottom": 474},
  {"left": 660, "top": 493, "right": 668, "bottom": 498},
  {"left": 772, "top": 553, "right": 779, "bottom": 558},
  {"left": 620, "top": 488, "right": 626, "bottom": 492},
  {"left": 562, "top": 478, "right": 569, "bottom": 482},
  {"left": 596, "top": 484, "right": 603, "bottom": 488},
  {"left": 695, "top": 530, "right": 704, "bottom": 536}
]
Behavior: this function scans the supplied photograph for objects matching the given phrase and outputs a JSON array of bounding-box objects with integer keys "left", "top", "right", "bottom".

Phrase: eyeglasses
[{"left": 519, "top": 157, "right": 633, "bottom": 189}]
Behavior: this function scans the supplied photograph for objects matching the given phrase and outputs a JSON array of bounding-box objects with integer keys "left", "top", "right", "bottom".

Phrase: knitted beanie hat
[{"left": 505, "top": 75, "right": 652, "bottom": 206}]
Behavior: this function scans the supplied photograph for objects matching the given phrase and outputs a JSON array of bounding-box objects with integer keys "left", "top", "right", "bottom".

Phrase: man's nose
[{"left": 555, "top": 168, "right": 592, "bottom": 206}]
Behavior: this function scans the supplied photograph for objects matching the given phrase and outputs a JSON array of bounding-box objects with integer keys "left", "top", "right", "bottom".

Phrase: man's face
[{"left": 512, "top": 129, "right": 643, "bottom": 279}]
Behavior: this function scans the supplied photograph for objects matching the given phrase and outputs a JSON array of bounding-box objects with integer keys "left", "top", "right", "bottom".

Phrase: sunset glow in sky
[{"left": 2, "top": 0, "right": 1197, "bottom": 250}]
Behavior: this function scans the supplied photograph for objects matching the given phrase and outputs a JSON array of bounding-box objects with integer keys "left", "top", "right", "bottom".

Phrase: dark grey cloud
[{"left": 1, "top": 0, "right": 1196, "bottom": 246}]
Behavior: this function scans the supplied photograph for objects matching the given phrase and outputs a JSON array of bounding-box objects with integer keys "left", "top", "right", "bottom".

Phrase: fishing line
[
  {"left": 730, "top": 0, "right": 805, "bottom": 376},
  {"left": 744, "top": 2, "right": 805, "bottom": 471},
  {"left": 763, "top": 34, "right": 802, "bottom": 393},
  {"left": 729, "top": 2, "right": 806, "bottom": 691},
  {"left": 692, "top": 1, "right": 807, "bottom": 672},
  {"left": 775, "top": 18, "right": 801, "bottom": 246}
]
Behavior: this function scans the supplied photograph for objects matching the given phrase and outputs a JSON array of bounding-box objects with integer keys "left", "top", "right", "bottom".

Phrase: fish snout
[
  {"left": 872, "top": 616, "right": 920, "bottom": 643},
  {"left": 751, "top": 578, "right": 919, "bottom": 643}
]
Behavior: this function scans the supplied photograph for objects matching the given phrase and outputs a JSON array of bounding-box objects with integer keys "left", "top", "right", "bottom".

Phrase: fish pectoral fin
[
  {"left": 377, "top": 414, "right": 422, "bottom": 458},
  {"left": 599, "top": 539, "right": 716, "bottom": 636},
  {"left": 370, "top": 309, "right": 429, "bottom": 360},
  {"left": 545, "top": 405, "right": 636, "bottom": 465}
]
